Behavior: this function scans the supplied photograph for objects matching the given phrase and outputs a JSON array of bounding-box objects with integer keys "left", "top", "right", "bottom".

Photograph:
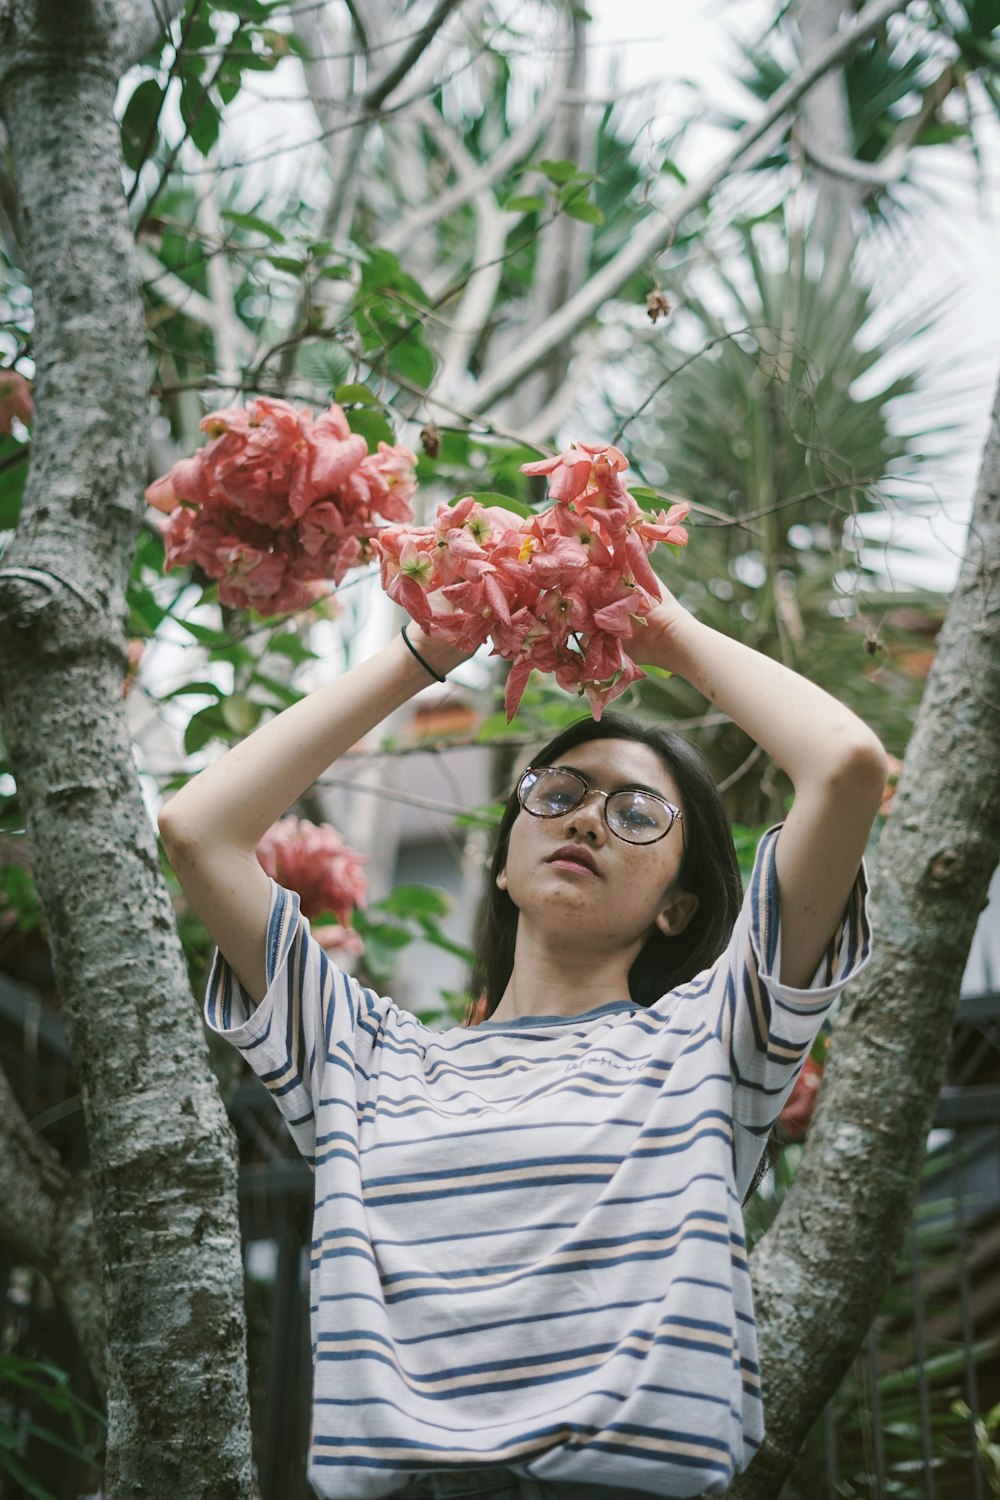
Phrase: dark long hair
[{"left": 468, "top": 712, "right": 744, "bottom": 1017}]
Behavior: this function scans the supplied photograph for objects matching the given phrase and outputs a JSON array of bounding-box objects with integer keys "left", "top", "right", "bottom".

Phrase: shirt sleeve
[
  {"left": 203, "top": 875, "right": 386, "bottom": 1166},
  {"left": 710, "top": 823, "right": 872, "bottom": 1135}
]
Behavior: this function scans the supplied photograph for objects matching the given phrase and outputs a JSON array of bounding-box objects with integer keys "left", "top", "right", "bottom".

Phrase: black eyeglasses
[{"left": 516, "top": 765, "right": 683, "bottom": 846}]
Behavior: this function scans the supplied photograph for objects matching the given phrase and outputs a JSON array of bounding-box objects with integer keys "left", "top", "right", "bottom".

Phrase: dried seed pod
[{"left": 646, "top": 289, "right": 672, "bottom": 324}]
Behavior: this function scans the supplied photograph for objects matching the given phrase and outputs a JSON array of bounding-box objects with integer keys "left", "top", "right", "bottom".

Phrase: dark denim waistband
[
  {"left": 392, "top": 1469, "right": 658, "bottom": 1499},
  {"left": 393, "top": 1471, "right": 546, "bottom": 1500}
]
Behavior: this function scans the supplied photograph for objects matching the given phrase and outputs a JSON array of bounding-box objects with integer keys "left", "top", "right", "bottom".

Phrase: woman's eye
[{"left": 618, "top": 804, "right": 656, "bottom": 829}]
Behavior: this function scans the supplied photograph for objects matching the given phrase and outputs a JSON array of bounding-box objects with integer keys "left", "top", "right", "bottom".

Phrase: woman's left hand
[{"left": 625, "top": 578, "right": 699, "bottom": 671}]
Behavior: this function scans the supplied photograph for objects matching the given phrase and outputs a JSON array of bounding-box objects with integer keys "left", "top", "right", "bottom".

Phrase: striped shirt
[{"left": 205, "top": 825, "right": 871, "bottom": 1498}]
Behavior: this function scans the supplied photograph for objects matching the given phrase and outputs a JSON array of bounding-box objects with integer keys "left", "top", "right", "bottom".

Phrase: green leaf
[
  {"left": 453, "top": 802, "right": 504, "bottom": 830},
  {"left": 221, "top": 209, "right": 286, "bottom": 244},
  {"left": 562, "top": 199, "right": 605, "bottom": 225},
  {"left": 268, "top": 632, "right": 319, "bottom": 664},
  {"left": 175, "top": 618, "right": 237, "bottom": 648},
  {"left": 318, "top": 264, "right": 354, "bottom": 281},
  {"left": 295, "top": 338, "right": 352, "bottom": 389},
  {"left": 248, "top": 671, "right": 302, "bottom": 709},
  {"left": 416, "top": 926, "right": 473, "bottom": 965},
  {"left": 183, "top": 704, "right": 234, "bottom": 755},
  {"left": 660, "top": 157, "right": 688, "bottom": 184},
  {"left": 217, "top": 73, "right": 242, "bottom": 106},
  {"left": 377, "top": 884, "right": 452, "bottom": 921},
  {"left": 359, "top": 248, "right": 432, "bottom": 309},
  {"left": 179, "top": 77, "right": 221, "bottom": 157},
  {"left": 335, "top": 382, "right": 382, "bottom": 406},
  {"left": 447, "top": 490, "right": 533, "bottom": 518},
  {"left": 530, "top": 158, "right": 590, "bottom": 184},
  {"left": 161, "top": 680, "right": 225, "bottom": 702},
  {"left": 120, "top": 77, "right": 165, "bottom": 172},
  {"left": 345, "top": 406, "right": 395, "bottom": 450},
  {"left": 221, "top": 693, "right": 263, "bottom": 734},
  {"left": 127, "top": 598, "right": 164, "bottom": 639},
  {"left": 263, "top": 254, "right": 308, "bottom": 275},
  {"left": 504, "top": 194, "right": 547, "bottom": 213},
  {"left": 387, "top": 330, "right": 436, "bottom": 388},
  {"left": 0, "top": 442, "right": 29, "bottom": 529},
  {"left": 0, "top": 862, "right": 45, "bottom": 936}
]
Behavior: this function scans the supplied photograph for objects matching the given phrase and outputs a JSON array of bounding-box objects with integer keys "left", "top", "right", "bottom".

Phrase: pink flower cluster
[
  {"left": 255, "top": 816, "right": 368, "bottom": 958},
  {"left": 0, "top": 369, "right": 32, "bottom": 435},
  {"left": 375, "top": 443, "right": 690, "bottom": 719},
  {"left": 146, "top": 397, "right": 417, "bottom": 616}
]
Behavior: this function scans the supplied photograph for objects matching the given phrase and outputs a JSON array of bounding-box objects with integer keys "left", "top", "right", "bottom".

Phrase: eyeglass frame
[{"left": 515, "top": 764, "right": 684, "bottom": 845}]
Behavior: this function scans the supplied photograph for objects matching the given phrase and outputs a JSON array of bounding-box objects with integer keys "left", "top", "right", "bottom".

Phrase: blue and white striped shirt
[{"left": 206, "top": 825, "right": 871, "bottom": 1498}]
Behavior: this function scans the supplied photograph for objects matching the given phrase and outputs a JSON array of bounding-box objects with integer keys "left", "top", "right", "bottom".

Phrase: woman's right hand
[{"left": 406, "top": 622, "right": 482, "bottom": 679}]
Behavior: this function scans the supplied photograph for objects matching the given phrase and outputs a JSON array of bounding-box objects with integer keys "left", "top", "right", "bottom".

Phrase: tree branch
[
  {"left": 139, "top": 245, "right": 261, "bottom": 366},
  {"left": 467, "top": 0, "right": 913, "bottom": 415},
  {"left": 194, "top": 171, "right": 248, "bottom": 391},
  {"left": 382, "top": 82, "right": 564, "bottom": 254},
  {"left": 365, "top": 0, "right": 466, "bottom": 110},
  {"left": 115, "top": 0, "right": 188, "bottom": 73},
  {"left": 0, "top": 1063, "right": 106, "bottom": 1390},
  {"left": 799, "top": 57, "right": 954, "bottom": 188},
  {"left": 799, "top": 133, "right": 909, "bottom": 186},
  {"left": 283, "top": 0, "right": 481, "bottom": 383}
]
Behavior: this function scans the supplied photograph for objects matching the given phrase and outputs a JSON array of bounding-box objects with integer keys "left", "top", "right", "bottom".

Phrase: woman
[{"left": 158, "top": 581, "right": 886, "bottom": 1500}]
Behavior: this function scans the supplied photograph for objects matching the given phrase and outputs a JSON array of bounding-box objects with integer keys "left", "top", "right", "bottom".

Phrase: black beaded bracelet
[{"left": 400, "top": 623, "right": 447, "bottom": 683}]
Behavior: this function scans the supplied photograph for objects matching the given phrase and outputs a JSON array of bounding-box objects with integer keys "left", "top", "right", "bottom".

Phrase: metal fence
[{"left": 1, "top": 977, "right": 998, "bottom": 1500}]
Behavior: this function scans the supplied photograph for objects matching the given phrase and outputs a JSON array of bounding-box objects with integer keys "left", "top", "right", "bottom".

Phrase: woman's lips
[{"left": 546, "top": 847, "right": 599, "bottom": 875}]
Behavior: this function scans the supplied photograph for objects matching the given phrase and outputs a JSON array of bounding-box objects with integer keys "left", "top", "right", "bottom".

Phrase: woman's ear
[
  {"left": 655, "top": 888, "right": 699, "bottom": 937},
  {"left": 496, "top": 865, "right": 508, "bottom": 893}
]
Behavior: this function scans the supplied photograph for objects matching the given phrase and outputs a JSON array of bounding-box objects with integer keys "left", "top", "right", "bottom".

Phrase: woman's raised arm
[
  {"left": 158, "top": 627, "right": 468, "bottom": 1004},
  {"left": 628, "top": 585, "right": 888, "bottom": 989}
]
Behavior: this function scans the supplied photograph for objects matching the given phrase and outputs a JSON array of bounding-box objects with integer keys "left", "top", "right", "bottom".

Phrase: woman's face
[{"left": 497, "top": 737, "right": 698, "bottom": 953}]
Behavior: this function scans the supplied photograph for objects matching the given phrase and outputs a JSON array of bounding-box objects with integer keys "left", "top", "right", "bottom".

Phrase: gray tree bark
[
  {"left": 728, "top": 371, "right": 1000, "bottom": 1496},
  {"left": 0, "top": 4, "right": 253, "bottom": 1497}
]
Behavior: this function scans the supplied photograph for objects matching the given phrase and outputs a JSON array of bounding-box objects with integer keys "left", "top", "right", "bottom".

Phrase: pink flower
[
  {"left": 146, "top": 456, "right": 208, "bottom": 512},
  {"left": 777, "top": 1047, "right": 828, "bottom": 1143},
  {"left": 637, "top": 502, "right": 691, "bottom": 547},
  {"left": 290, "top": 430, "right": 370, "bottom": 519},
  {"left": 314, "top": 924, "right": 365, "bottom": 959},
  {"left": 147, "top": 398, "right": 417, "bottom": 616},
  {"left": 377, "top": 531, "right": 439, "bottom": 629},
  {"left": 521, "top": 443, "right": 628, "bottom": 504},
  {"left": 122, "top": 638, "right": 145, "bottom": 698},
  {"left": 374, "top": 440, "right": 691, "bottom": 720},
  {"left": 0, "top": 369, "right": 33, "bottom": 434},
  {"left": 255, "top": 816, "right": 368, "bottom": 926}
]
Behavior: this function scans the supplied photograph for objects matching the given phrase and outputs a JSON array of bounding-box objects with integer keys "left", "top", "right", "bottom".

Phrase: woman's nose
[{"left": 564, "top": 788, "right": 607, "bottom": 840}]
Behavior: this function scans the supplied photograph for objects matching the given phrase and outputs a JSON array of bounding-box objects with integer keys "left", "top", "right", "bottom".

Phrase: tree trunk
[
  {"left": 0, "top": 1065, "right": 106, "bottom": 1390},
  {"left": 0, "top": 5, "right": 253, "bottom": 1497},
  {"left": 728, "top": 370, "right": 1000, "bottom": 1496}
]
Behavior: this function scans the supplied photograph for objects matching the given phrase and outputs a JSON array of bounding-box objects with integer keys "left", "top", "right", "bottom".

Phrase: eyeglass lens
[{"left": 521, "top": 767, "right": 675, "bottom": 843}]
